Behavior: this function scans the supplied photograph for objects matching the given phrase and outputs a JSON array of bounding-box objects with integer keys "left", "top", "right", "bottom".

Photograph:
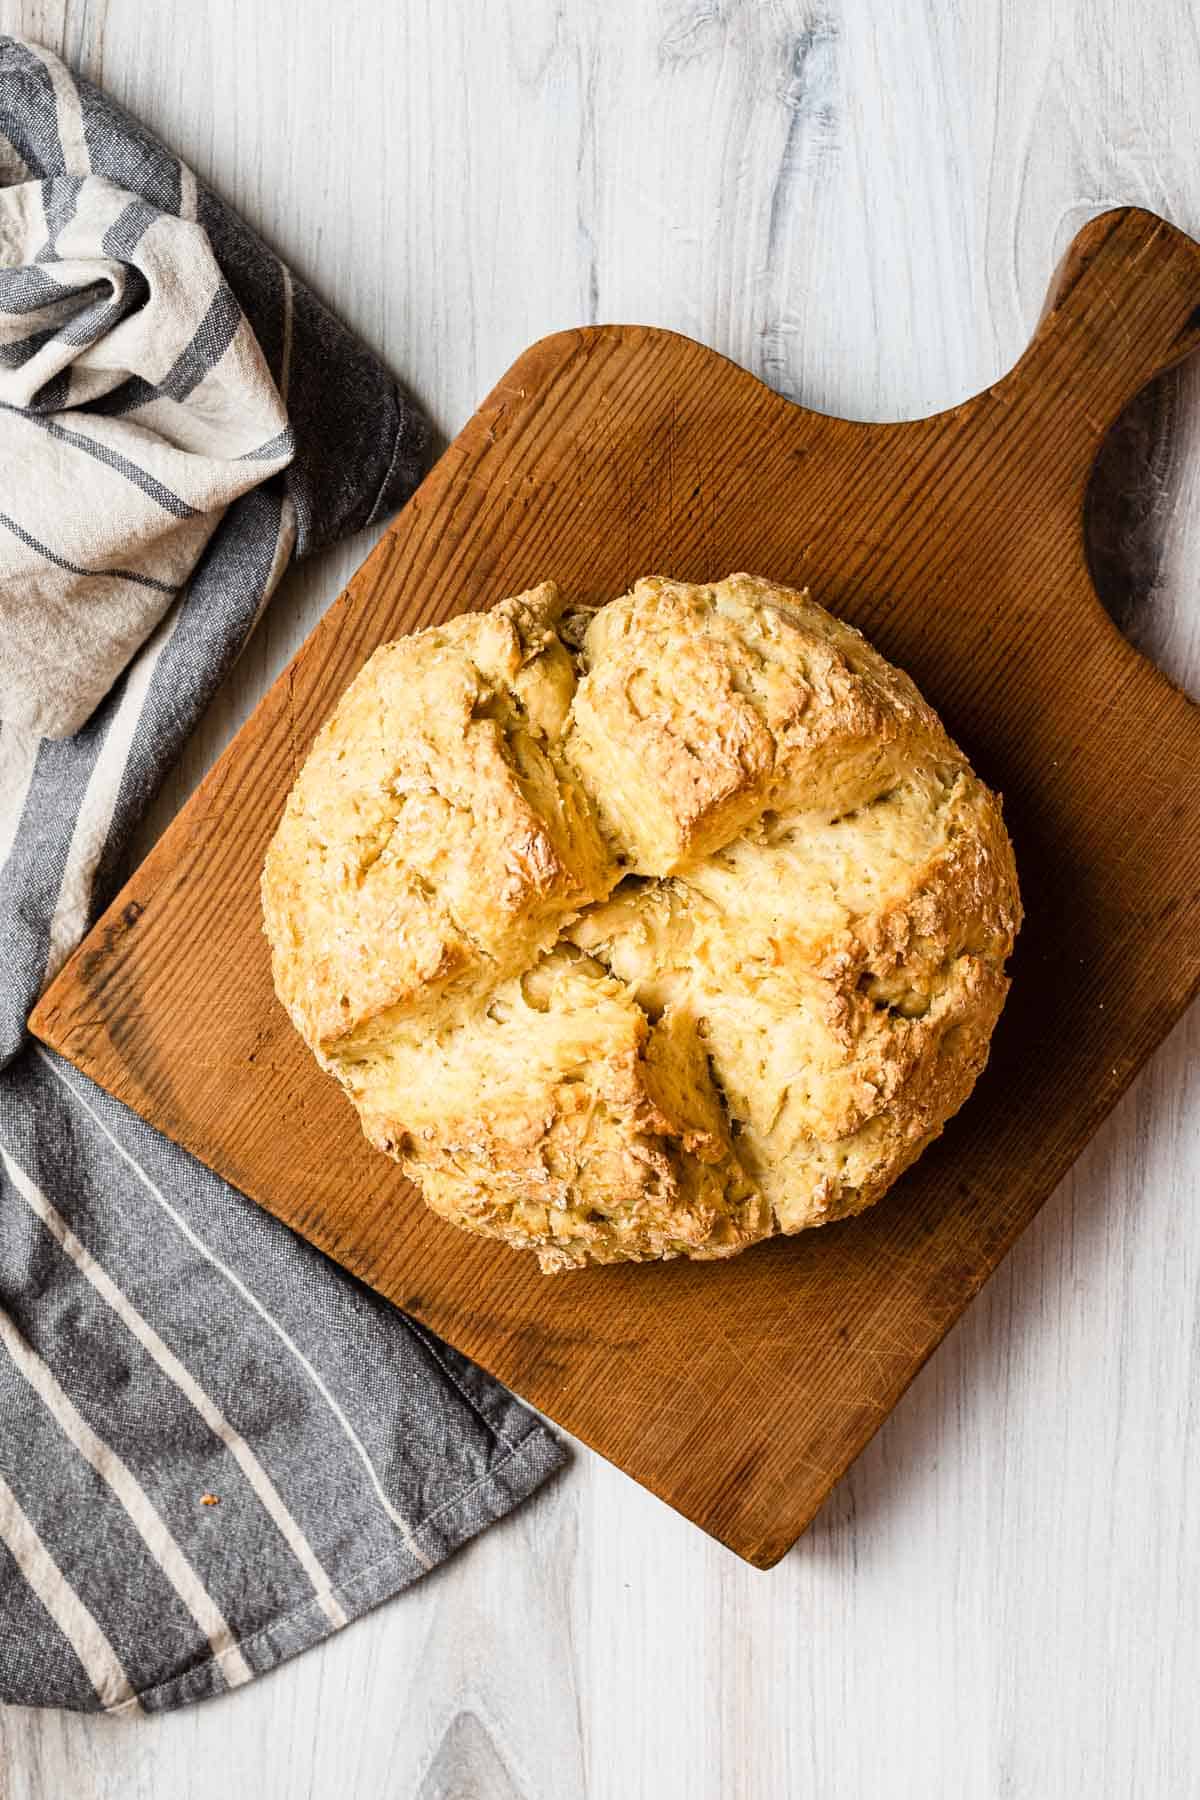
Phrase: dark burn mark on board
[
  {"left": 402, "top": 1289, "right": 645, "bottom": 1388},
  {"left": 76, "top": 897, "right": 145, "bottom": 988},
  {"left": 1084, "top": 363, "right": 1181, "bottom": 646}
]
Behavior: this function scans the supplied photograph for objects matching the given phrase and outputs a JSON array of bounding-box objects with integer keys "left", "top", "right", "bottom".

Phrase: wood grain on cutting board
[{"left": 30, "top": 207, "right": 1200, "bottom": 1566}]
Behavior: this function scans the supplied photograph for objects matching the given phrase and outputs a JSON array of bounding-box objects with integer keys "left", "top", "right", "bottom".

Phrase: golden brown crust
[
  {"left": 336, "top": 947, "right": 766, "bottom": 1273},
  {"left": 562, "top": 574, "right": 949, "bottom": 874},
  {"left": 263, "top": 573, "right": 1021, "bottom": 1270},
  {"left": 261, "top": 583, "right": 615, "bottom": 1052}
]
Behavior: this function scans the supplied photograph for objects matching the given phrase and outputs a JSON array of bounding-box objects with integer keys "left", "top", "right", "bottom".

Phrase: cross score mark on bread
[{"left": 262, "top": 575, "right": 1021, "bottom": 1272}]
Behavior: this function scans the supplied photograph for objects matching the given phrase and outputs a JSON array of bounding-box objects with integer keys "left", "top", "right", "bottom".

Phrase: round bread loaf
[{"left": 262, "top": 574, "right": 1020, "bottom": 1272}]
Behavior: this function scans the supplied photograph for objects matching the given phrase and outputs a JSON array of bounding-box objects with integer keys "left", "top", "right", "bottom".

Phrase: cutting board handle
[{"left": 1002, "top": 207, "right": 1200, "bottom": 497}]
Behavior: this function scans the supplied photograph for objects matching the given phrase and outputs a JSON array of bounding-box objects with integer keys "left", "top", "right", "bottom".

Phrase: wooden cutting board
[{"left": 31, "top": 207, "right": 1200, "bottom": 1567}]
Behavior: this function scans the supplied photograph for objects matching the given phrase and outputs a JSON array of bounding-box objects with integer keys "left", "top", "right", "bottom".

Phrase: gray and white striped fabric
[
  {"left": 0, "top": 163, "right": 294, "bottom": 740},
  {"left": 0, "top": 38, "right": 565, "bottom": 1713}
]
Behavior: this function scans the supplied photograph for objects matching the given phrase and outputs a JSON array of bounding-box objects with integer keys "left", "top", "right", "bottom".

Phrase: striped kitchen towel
[
  {"left": 0, "top": 156, "right": 293, "bottom": 740},
  {"left": 0, "top": 37, "right": 565, "bottom": 1713}
]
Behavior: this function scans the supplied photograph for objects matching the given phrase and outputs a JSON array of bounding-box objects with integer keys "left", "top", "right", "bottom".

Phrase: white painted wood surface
[{"left": 1, "top": 1, "right": 1198, "bottom": 1794}]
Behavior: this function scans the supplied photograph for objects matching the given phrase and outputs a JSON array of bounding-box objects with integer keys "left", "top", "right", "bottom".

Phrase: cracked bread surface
[
  {"left": 263, "top": 573, "right": 1021, "bottom": 1271},
  {"left": 261, "top": 582, "right": 615, "bottom": 1053}
]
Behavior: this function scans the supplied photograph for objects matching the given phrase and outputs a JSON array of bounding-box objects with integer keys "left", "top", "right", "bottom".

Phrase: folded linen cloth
[
  {"left": 0, "top": 168, "right": 293, "bottom": 739},
  {"left": 0, "top": 37, "right": 564, "bottom": 1713}
]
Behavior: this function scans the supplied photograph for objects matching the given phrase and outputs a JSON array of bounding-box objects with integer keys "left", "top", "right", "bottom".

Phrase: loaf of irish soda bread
[{"left": 262, "top": 575, "right": 1020, "bottom": 1271}]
